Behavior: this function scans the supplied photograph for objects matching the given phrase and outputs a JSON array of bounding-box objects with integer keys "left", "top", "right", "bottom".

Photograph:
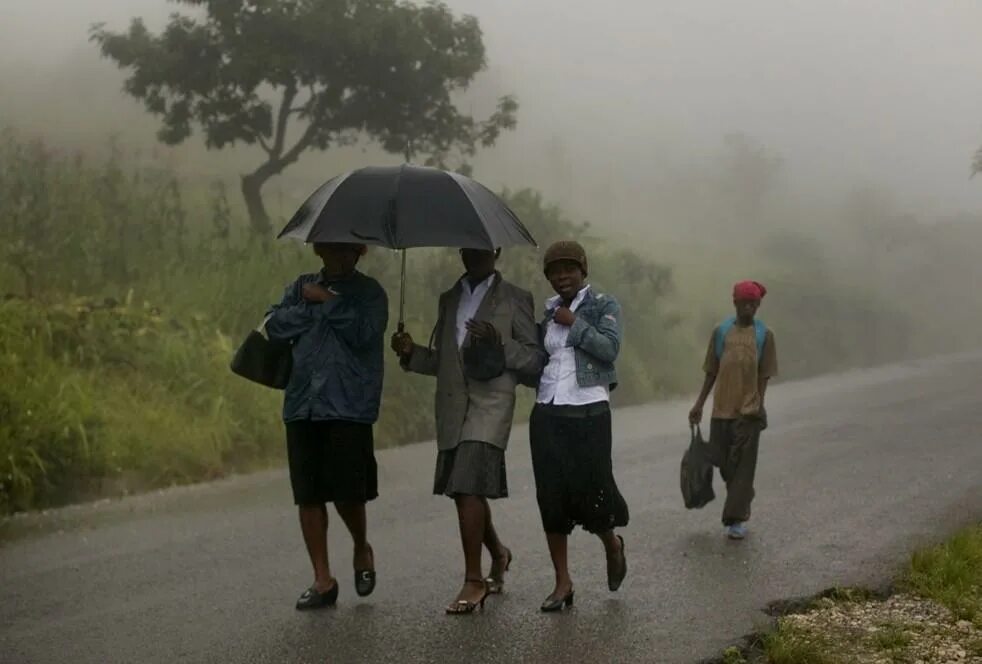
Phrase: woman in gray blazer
[{"left": 391, "top": 248, "right": 544, "bottom": 614}]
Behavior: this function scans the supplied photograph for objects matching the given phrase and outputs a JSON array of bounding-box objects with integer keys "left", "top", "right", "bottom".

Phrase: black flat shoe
[
  {"left": 355, "top": 570, "right": 376, "bottom": 597},
  {"left": 296, "top": 582, "right": 339, "bottom": 610},
  {"left": 607, "top": 535, "right": 627, "bottom": 592},
  {"left": 355, "top": 545, "right": 376, "bottom": 597},
  {"left": 540, "top": 588, "right": 575, "bottom": 613}
]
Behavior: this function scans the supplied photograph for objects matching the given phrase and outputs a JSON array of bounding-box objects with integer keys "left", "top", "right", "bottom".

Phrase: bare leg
[
  {"left": 598, "top": 529, "right": 622, "bottom": 557},
  {"left": 482, "top": 498, "right": 510, "bottom": 571},
  {"left": 451, "top": 495, "right": 489, "bottom": 607},
  {"left": 545, "top": 532, "right": 573, "bottom": 600},
  {"left": 299, "top": 504, "right": 335, "bottom": 592},
  {"left": 481, "top": 498, "right": 511, "bottom": 592},
  {"left": 335, "top": 502, "right": 373, "bottom": 569}
]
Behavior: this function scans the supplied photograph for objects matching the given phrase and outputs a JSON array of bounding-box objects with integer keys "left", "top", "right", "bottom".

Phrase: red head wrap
[{"left": 733, "top": 280, "right": 767, "bottom": 301}]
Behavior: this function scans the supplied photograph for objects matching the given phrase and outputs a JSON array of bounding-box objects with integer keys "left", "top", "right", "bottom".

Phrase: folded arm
[
  {"left": 265, "top": 278, "right": 333, "bottom": 342},
  {"left": 566, "top": 297, "right": 622, "bottom": 363}
]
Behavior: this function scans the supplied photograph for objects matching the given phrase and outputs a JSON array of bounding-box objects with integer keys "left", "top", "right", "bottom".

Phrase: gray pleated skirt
[{"left": 433, "top": 440, "right": 508, "bottom": 499}]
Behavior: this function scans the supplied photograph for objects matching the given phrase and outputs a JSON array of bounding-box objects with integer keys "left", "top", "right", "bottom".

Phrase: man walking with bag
[{"left": 689, "top": 280, "right": 778, "bottom": 540}]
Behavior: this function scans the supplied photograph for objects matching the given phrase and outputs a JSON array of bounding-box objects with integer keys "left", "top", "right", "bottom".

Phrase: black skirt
[
  {"left": 285, "top": 419, "right": 378, "bottom": 505},
  {"left": 529, "top": 402, "right": 629, "bottom": 535},
  {"left": 433, "top": 440, "right": 508, "bottom": 499}
]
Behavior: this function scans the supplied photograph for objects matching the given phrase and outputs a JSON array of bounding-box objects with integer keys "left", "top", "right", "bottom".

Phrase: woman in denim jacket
[{"left": 529, "top": 240, "right": 629, "bottom": 612}]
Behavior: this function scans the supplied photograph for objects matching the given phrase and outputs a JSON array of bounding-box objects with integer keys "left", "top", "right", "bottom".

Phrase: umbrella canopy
[
  {"left": 277, "top": 164, "right": 536, "bottom": 250},
  {"left": 277, "top": 164, "right": 537, "bottom": 331}
]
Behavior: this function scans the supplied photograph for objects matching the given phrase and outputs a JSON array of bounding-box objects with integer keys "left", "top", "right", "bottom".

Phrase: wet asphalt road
[{"left": 1, "top": 355, "right": 981, "bottom": 664}]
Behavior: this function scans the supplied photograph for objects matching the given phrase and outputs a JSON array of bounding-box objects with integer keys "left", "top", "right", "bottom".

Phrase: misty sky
[{"left": 3, "top": 0, "right": 982, "bottom": 219}]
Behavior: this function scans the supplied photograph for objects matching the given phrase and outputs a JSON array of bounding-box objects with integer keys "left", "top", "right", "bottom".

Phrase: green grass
[
  {"left": 967, "top": 636, "right": 982, "bottom": 658},
  {"left": 720, "top": 646, "right": 748, "bottom": 664},
  {"left": 760, "top": 623, "right": 839, "bottom": 664},
  {"left": 902, "top": 524, "right": 982, "bottom": 624},
  {"left": 871, "top": 623, "right": 913, "bottom": 651},
  {"left": 822, "top": 587, "right": 879, "bottom": 604},
  {"left": 0, "top": 296, "right": 285, "bottom": 513}
]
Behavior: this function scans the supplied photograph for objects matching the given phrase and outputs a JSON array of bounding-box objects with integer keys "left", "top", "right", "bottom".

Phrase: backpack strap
[
  {"left": 714, "top": 317, "right": 736, "bottom": 360},
  {"left": 753, "top": 319, "right": 767, "bottom": 361},
  {"left": 715, "top": 317, "right": 768, "bottom": 364}
]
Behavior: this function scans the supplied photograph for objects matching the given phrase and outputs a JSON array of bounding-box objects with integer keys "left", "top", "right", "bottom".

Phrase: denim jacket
[
  {"left": 540, "top": 288, "right": 621, "bottom": 390},
  {"left": 265, "top": 270, "right": 388, "bottom": 424}
]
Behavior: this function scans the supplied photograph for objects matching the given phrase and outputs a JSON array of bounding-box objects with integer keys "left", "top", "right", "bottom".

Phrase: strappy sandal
[
  {"left": 485, "top": 547, "right": 513, "bottom": 595},
  {"left": 445, "top": 578, "right": 489, "bottom": 615}
]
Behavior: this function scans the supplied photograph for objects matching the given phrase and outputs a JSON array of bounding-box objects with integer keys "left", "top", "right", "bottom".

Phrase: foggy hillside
[{"left": 3, "top": 0, "right": 982, "bottom": 229}]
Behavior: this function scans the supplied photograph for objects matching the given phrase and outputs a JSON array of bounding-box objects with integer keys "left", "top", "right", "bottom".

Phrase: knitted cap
[{"left": 542, "top": 240, "right": 588, "bottom": 276}]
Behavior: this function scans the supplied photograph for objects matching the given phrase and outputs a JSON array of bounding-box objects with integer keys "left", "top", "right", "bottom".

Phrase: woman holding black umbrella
[{"left": 391, "top": 247, "right": 544, "bottom": 614}]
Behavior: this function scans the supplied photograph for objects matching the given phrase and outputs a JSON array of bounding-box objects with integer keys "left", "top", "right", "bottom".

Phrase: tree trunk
[
  {"left": 241, "top": 108, "right": 315, "bottom": 237},
  {"left": 241, "top": 172, "right": 273, "bottom": 237}
]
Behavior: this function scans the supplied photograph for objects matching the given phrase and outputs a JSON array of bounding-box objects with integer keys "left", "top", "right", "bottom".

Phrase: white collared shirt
[
  {"left": 455, "top": 273, "right": 496, "bottom": 348},
  {"left": 536, "top": 285, "right": 610, "bottom": 406}
]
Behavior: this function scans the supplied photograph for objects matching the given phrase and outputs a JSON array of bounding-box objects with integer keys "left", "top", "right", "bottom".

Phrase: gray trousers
[{"left": 708, "top": 418, "right": 762, "bottom": 526}]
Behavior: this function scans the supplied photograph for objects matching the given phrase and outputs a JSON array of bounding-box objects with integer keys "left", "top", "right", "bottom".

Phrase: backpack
[{"left": 714, "top": 317, "right": 767, "bottom": 364}]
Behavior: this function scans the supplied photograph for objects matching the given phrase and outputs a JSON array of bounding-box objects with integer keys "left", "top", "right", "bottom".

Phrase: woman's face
[
  {"left": 314, "top": 242, "right": 361, "bottom": 277},
  {"left": 546, "top": 260, "right": 586, "bottom": 301}
]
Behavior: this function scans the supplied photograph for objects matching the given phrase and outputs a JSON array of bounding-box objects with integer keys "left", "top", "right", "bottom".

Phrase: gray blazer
[{"left": 404, "top": 273, "right": 544, "bottom": 451}]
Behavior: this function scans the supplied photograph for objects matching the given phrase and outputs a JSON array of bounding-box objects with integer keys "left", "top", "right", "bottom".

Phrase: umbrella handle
[{"left": 398, "top": 248, "right": 407, "bottom": 333}]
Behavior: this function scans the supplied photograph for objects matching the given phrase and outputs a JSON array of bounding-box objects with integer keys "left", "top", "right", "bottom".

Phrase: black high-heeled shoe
[
  {"left": 445, "top": 578, "right": 489, "bottom": 615},
  {"left": 485, "top": 547, "right": 513, "bottom": 595},
  {"left": 607, "top": 535, "right": 627, "bottom": 592},
  {"left": 540, "top": 587, "right": 575, "bottom": 612}
]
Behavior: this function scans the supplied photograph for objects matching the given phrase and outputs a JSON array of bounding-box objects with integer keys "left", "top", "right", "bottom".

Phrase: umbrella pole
[
  {"left": 398, "top": 248, "right": 407, "bottom": 333},
  {"left": 399, "top": 140, "right": 412, "bottom": 332}
]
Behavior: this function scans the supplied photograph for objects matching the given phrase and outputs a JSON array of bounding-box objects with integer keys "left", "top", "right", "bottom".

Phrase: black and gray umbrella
[{"left": 277, "top": 164, "right": 537, "bottom": 328}]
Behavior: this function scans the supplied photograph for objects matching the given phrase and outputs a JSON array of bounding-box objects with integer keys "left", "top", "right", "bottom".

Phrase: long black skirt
[{"left": 529, "top": 402, "right": 629, "bottom": 535}]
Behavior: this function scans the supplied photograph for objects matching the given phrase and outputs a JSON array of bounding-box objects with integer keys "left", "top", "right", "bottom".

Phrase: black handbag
[
  {"left": 462, "top": 337, "right": 506, "bottom": 381},
  {"left": 230, "top": 317, "right": 293, "bottom": 389}
]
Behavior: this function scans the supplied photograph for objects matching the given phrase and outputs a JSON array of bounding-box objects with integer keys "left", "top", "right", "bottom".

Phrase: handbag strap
[{"left": 257, "top": 313, "right": 274, "bottom": 338}]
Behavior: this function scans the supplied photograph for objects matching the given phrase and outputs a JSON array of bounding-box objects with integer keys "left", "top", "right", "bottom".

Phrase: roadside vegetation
[
  {"left": 4, "top": 127, "right": 982, "bottom": 514},
  {"left": 717, "top": 524, "right": 982, "bottom": 664}
]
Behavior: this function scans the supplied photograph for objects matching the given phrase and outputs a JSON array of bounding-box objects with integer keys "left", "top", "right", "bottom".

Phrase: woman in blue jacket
[
  {"left": 266, "top": 242, "right": 388, "bottom": 611},
  {"left": 530, "top": 240, "right": 629, "bottom": 612}
]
